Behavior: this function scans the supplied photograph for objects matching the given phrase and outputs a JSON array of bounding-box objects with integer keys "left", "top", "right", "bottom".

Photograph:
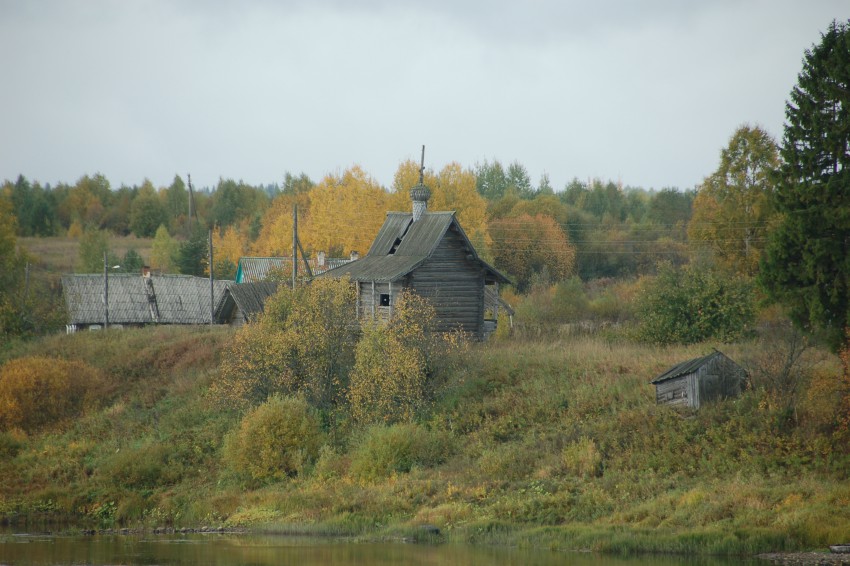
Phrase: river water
[{"left": 0, "top": 532, "right": 765, "bottom": 566}]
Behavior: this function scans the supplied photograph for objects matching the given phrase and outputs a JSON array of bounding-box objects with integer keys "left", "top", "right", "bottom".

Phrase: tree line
[
  {"left": 1, "top": 19, "right": 849, "bottom": 352},
  {"left": 3, "top": 162, "right": 697, "bottom": 283}
]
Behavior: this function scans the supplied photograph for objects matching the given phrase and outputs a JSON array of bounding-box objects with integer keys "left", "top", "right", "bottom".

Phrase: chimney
[
  {"left": 411, "top": 144, "right": 430, "bottom": 222},
  {"left": 317, "top": 251, "right": 326, "bottom": 267},
  {"left": 142, "top": 265, "right": 151, "bottom": 278},
  {"left": 350, "top": 250, "right": 360, "bottom": 261},
  {"left": 410, "top": 183, "right": 431, "bottom": 222}
]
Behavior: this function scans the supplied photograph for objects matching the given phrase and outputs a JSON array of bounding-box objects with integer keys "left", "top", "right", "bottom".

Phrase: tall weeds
[{"left": 1, "top": 325, "right": 847, "bottom": 554}]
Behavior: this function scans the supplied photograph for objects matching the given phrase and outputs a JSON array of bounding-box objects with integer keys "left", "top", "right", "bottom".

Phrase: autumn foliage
[
  {"left": 213, "top": 281, "right": 466, "bottom": 428},
  {"left": 389, "top": 160, "right": 491, "bottom": 250},
  {"left": 0, "top": 356, "right": 104, "bottom": 432},
  {"left": 213, "top": 277, "right": 358, "bottom": 412},
  {"left": 222, "top": 395, "right": 323, "bottom": 485},
  {"left": 348, "top": 290, "right": 468, "bottom": 424},
  {"left": 251, "top": 166, "right": 389, "bottom": 258},
  {"left": 488, "top": 213, "right": 576, "bottom": 291}
]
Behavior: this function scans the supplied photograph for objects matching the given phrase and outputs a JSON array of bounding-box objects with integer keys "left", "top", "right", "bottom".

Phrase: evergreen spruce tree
[
  {"left": 178, "top": 224, "right": 209, "bottom": 277},
  {"left": 760, "top": 19, "right": 850, "bottom": 350}
]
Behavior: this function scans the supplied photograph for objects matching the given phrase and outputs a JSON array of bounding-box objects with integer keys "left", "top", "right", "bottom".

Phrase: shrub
[
  {"left": 312, "top": 445, "right": 349, "bottom": 481},
  {"left": 0, "top": 428, "right": 26, "bottom": 458},
  {"left": 212, "top": 277, "right": 358, "bottom": 412},
  {"left": 0, "top": 356, "right": 104, "bottom": 432},
  {"left": 348, "top": 321, "right": 426, "bottom": 424},
  {"left": 265, "top": 277, "right": 359, "bottom": 411},
  {"left": 348, "top": 290, "right": 467, "bottom": 424},
  {"left": 562, "top": 437, "right": 603, "bottom": 478},
  {"left": 552, "top": 277, "right": 591, "bottom": 320},
  {"left": 477, "top": 441, "right": 539, "bottom": 481},
  {"left": 103, "top": 442, "right": 176, "bottom": 489},
  {"left": 635, "top": 262, "right": 755, "bottom": 344},
  {"left": 212, "top": 324, "right": 301, "bottom": 411},
  {"left": 349, "top": 422, "right": 454, "bottom": 482},
  {"left": 222, "top": 395, "right": 323, "bottom": 485}
]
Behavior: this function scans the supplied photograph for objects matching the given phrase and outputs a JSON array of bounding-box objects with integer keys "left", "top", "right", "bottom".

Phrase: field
[
  {"left": 0, "top": 323, "right": 847, "bottom": 555},
  {"left": 19, "top": 236, "right": 154, "bottom": 274}
]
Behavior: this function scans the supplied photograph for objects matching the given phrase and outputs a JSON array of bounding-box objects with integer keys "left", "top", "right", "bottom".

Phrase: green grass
[
  {"left": 0, "top": 326, "right": 847, "bottom": 555},
  {"left": 20, "top": 235, "right": 154, "bottom": 274}
]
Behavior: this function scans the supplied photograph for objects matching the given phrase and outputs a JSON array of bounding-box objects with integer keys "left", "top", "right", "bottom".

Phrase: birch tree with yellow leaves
[
  {"left": 300, "top": 166, "right": 389, "bottom": 257},
  {"left": 212, "top": 225, "right": 249, "bottom": 279},
  {"left": 390, "top": 160, "right": 491, "bottom": 252},
  {"left": 251, "top": 192, "right": 310, "bottom": 256}
]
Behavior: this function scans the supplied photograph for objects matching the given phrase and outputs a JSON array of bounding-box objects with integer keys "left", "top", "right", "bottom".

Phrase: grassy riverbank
[{"left": 1, "top": 325, "right": 848, "bottom": 555}]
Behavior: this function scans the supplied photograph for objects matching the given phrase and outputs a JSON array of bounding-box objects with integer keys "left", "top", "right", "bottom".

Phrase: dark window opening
[
  {"left": 388, "top": 237, "right": 403, "bottom": 255},
  {"left": 380, "top": 293, "right": 390, "bottom": 306}
]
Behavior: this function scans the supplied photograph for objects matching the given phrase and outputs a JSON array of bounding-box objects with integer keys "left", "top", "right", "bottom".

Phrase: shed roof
[
  {"left": 236, "top": 256, "right": 351, "bottom": 283},
  {"left": 62, "top": 274, "right": 230, "bottom": 325},
  {"left": 485, "top": 286, "right": 515, "bottom": 316},
  {"left": 216, "top": 280, "right": 279, "bottom": 322},
  {"left": 322, "top": 211, "right": 510, "bottom": 284},
  {"left": 651, "top": 350, "right": 742, "bottom": 384}
]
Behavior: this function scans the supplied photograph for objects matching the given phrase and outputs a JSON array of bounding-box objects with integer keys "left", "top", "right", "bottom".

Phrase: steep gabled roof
[
  {"left": 62, "top": 274, "right": 230, "bottom": 325},
  {"left": 323, "top": 211, "right": 510, "bottom": 284}
]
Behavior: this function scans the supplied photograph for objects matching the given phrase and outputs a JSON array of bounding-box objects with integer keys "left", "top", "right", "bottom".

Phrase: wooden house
[
  {"left": 62, "top": 272, "right": 230, "bottom": 332},
  {"left": 320, "top": 179, "right": 511, "bottom": 340},
  {"left": 651, "top": 350, "right": 747, "bottom": 409},
  {"left": 215, "top": 281, "right": 279, "bottom": 326}
]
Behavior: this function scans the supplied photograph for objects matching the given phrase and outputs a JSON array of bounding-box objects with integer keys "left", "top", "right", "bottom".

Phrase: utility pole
[
  {"left": 209, "top": 229, "right": 214, "bottom": 325},
  {"left": 292, "top": 205, "right": 298, "bottom": 289},
  {"left": 187, "top": 173, "right": 198, "bottom": 233},
  {"left": 23, "top": 262, "right": 30, "bottom": 301},
  {"left": 103, "top": 251, "right": 109, "bottom": 330},
  {"left": 297, "top": 235, "right": 313, "bottom": 279}
]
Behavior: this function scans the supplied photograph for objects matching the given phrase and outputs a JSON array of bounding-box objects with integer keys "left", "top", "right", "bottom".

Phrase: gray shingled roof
[
  {"left": 216, "top": 281, "right": 280, "bottom": 323},
  {"left": 236, "top": 256, "right": 350, "bottom": 283},
  {"left": 651, "top": 351, "right": 738, "bottom": 384},
  {"left": 62, "top": 274, "right": 230, "bottom": 325},
  {"left": 322, "top": 211, "right": 510, "bottom": 284}
]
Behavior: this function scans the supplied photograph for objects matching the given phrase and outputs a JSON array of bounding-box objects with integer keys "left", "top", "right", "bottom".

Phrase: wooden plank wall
[
  {"left": 409, "top": 226, "right": 484, "bottom": 339},
  {"left": 655, "top": 376, "right": 690, "bottom": 408},
  {"left": 358, "top": 281, "right": 401, "bottom": 323}
]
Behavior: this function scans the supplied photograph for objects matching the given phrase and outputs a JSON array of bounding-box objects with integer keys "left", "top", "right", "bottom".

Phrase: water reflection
[{"left": 0, "top": 532, "right": 764, "bottom": 566}]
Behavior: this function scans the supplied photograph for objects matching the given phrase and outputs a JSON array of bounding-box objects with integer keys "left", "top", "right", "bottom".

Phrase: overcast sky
[{"left": 1, "top": 1, "right": 847, "bottom": 193}]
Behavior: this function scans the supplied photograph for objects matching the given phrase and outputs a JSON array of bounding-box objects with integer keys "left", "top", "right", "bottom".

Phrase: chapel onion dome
[
  {"left": 410, "top": 183, "right": 431, "bottom": 204},
  {"left": 410, "top": 182, "right": 431, "bottom": 222}
]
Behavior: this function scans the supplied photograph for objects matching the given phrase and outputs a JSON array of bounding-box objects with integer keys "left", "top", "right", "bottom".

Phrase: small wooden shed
[
  {"left": 321, "top": 179, "right": 510, "bottom": 340},
  {"left": 215, "top": 281, "right": 279, "bottom": 326},
  {"left": 651, "top": 350, "right": 747, "bottom": 409}
]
